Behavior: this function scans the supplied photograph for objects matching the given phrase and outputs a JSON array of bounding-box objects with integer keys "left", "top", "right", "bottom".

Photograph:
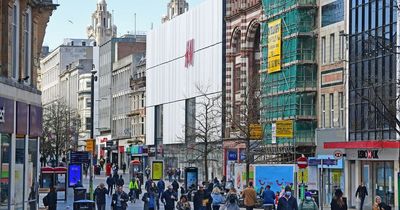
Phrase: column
[{"left": 394, "top": 160, "right": 399, "bottom": 210}]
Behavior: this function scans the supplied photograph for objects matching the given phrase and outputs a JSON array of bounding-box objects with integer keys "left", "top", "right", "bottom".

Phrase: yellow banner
[
  {"left": 250, "top": 124, "right": 263, "bottom": 140},
  {"left": 267, "top": 19, "right": 282, "bottom": 73},
  {"left": 152, "top": 161, "right": 164, "bottom": 181},
  {"left": 276, "top": 120, "right": 293, "bottom": 138},
  {"left": 297, "top": 168, "right": 309, "bottom": 183},
  {"left": 86, "top": 139, "right": 95, "bottom": 153}
]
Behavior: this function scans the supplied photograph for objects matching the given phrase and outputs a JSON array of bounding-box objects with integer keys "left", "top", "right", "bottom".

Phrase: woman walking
[
  {"left": 211, "top": 187, "right": 224, "bottom": 210},
  {"left": 330, "top": 189, "right": 347, "bottom": 210},
  {"left": 373, "top": 196, "right": 391, "bottom": 210}
]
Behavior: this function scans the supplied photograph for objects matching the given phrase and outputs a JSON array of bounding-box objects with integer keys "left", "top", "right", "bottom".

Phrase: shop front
[{"left": 325, "top": 141, "right": 400, "bottom": 209}]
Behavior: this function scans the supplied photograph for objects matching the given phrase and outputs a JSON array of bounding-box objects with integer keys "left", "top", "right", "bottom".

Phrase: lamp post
[{"left": 89, "top": 69, "right": 97, "bottom": 199}]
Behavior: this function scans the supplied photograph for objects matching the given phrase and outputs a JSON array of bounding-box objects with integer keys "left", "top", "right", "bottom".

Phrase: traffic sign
[
  {"left": 106, "top": 140, "right": 113, "bottom": 146},
  {"left": 297, "top": 156, "right": 308, "bottom": 169},
  {"left": 308, "top": 158, "right": 337, "bottom": 166},
  {"left": 334, "top": 150, "right": 343, "bottom": 160}
]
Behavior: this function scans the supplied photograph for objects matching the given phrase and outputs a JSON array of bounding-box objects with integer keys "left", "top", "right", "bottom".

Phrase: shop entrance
[{"left": 361, "top": 161, "right": 394, "bottom": 209}]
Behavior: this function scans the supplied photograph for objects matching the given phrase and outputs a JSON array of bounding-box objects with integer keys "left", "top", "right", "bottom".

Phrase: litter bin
[
  {"left": 74, "top": 187, "right": 87, "bottom": 201},
  {"left": 73, "top": 200, "right": 95, "bottom": 210}
]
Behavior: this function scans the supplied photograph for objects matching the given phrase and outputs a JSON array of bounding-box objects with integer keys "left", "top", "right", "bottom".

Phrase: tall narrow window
[
  {"left": 321, "top": 95, "right": 326, "bottom": 128},
  {"left": 12, "top": 1, "right": 20, "bottom": 80},
  {"left": 330, "top": 33, "right": 335, "bottom": 63},
  {"left": 24, "top": 8, "right": 32, "bottom": 84},
  {"left": 330, "top": 93, "right": 334, "bottom": 127},
  {"left": 339, "top": 92, "right": 344, "bottom": 127},
  {"left": 185, "top": 98, "right": 196, "bottom": 143},
  {"left": 321, "top": 37, "right": 326, "bottom": 64},
  {"left": 339, "top": 31, "right": 345, "bottom": 60}
]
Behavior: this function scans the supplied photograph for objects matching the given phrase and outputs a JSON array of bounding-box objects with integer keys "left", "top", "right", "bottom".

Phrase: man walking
[
  {"left": 107, "top": 174, "right": 115, "bottom": 195},
  {"left": 242, "top": 182, "right": 257, "bottom": 210},
  {"left": 162, "top": 185, "right": 178, "bottom": 210},
  {"left": 277, "top": 186, "right": 298, "bottom": 210},
  {"left": 111, "top": 186, "right": 129, "bottom": 210},
  {"left": 94, "top": 183, "right": 108, "bottom": 210},
  {"left": 262, "top": 185, "right": 276, "bottom": 209},
  {"left": 356, "top": 182, "right": 368, "bottom": 210}
]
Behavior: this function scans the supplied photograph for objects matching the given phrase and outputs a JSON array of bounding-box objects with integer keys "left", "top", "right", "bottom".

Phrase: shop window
[
  {"left": 0, "top": 134, "right": 11, "bottom": 209},
  {"left": 15, "top": 138, "right": 25, "bottom": 209},
  {"left": 27, "top": 139, "right": 38, "bottom": 208}
]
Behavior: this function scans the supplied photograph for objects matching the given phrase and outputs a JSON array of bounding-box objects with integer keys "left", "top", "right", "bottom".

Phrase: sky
[{"left": 44, "top": 0, "right": 204, "bottom": 50}]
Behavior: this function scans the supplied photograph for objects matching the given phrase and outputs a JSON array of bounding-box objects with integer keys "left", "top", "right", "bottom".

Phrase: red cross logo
[{"left": 185, "top": 39, "right": 194, "bottom": 68}]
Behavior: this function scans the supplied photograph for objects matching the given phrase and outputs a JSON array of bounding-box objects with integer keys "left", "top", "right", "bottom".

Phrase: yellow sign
[
  {"left": 86, "top": 139, "right": 95, "bottom": 153},
  {"left": 267, "top": 19, "right": 282, "bottom": 73},
  {"left": 276, "top": 120, "right": 293, "bottom": 138},
  {"left": 250, "top": 124, "right": 263, "bottom": 140},
  {"left": 152, "top": 161, "right": 164, "bottom": 181},
  {"left": 297, "top": 168, "right": 309, "bottom": 183}
]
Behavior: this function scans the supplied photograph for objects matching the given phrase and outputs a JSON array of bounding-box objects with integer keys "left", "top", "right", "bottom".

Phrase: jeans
[
  {"left": 213, "top": 205, "right": 220, "bottom": 210},
  {"left": 96, "top": 203, "right": 106, "bottom": 210},
  {"left": 108, "top": 185, "right": 113, "bottom": 195},
  {"left": 360, "top": 197, "right": 365, "bottom": 210}
]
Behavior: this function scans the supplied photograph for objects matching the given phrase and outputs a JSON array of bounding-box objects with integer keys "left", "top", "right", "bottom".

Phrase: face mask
[
  {"left": 285, "top": 192, "right": 292, "bottom": 197},
  {"left": 306, "top": 196, "right": 312, "bottom": 200}
]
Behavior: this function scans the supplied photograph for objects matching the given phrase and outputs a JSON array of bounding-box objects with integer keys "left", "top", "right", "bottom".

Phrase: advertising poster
[
  {"left": 68, "top": 164, "right": 82, "bottom": 187},
  {"left": 254, "top": 164, "right": 295, "bottom": 194},
  {"left": 185, "top": 167, "right": 198, "bottom": 191},
  {"left": 234, "top": 163, "right": 254, "bottom": 193},
  {"left": 226, "top": 161, "right": 235, "bottom": 182},
  {"left": 267, "top": 19, "right": 282, "bottom": 73},
  {"left": 151, "top": 160, "right": 164, "bottom": 181}
]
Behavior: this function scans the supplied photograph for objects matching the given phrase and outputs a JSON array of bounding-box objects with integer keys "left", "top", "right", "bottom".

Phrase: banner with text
[
  {"left": 276, "top": 120, "right": 293, "bottom": 138},
  {"left": 267, "top": 19, "right": 282, "bottom": 73}
]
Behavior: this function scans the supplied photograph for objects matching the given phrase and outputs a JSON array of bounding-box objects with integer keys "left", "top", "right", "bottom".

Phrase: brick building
[{"left": 0, "top": 0, "right": 57, "bottom": 209}]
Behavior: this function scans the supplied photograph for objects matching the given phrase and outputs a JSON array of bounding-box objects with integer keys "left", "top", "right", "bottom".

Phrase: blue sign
[
  {"left": 254, "top": 165, "right": 295, "bottom": 193},
  {"left": 239, "top": 149, "right": 246, "bottom": 161},
  {"left": 308, "top": 155, "right": 343, "bottom": 169},
  {"left": 68, "top": 164, "right": 82, "bottom": 187},
  {"left": 227, "top": 150, "right": 237, "bottom": 161}
]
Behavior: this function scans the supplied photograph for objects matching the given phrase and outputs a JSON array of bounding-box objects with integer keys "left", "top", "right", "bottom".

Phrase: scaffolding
[{"left": 260, "top": 0, "right": 317, "bottom": 162}]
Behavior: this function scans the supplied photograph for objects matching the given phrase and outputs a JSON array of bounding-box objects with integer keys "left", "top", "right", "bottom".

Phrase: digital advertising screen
[
  {"left": 185, "top": 167, "right": 198, "bottom": 191},
  {"left": 151, "top": 160, "right": 164, "bottom": 181},
  {"left": 68, "top": 164, "right": 82, "bottom": 187}
]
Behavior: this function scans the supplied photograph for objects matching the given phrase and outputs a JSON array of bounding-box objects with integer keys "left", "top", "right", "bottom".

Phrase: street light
[{"left": 89, "top": 69, "right": 97, "bottom": 200}]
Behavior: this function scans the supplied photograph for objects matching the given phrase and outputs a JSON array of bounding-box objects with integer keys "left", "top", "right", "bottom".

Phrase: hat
[
  {"left": 305, "top": 192, "right": 312, "bottom": 197},
  {"left": 285, "top": 186, "right": 292, "bottom": 192}
]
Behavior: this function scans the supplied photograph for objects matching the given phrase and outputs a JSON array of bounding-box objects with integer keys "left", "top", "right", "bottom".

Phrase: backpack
[
  {"left": 43, "top": 195, "right": 49, "bottom": 206},
  {"left": 212, "top": 194, "right": 223, "bottom": 205},
  {"left": 228, "top": 193, "right": 238, "bottom": 204}
]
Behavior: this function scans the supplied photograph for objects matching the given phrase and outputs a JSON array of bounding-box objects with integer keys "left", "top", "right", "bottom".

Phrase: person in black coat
[
  {"left": 107, "top": 174, "right": 115, "bottom": 195},
  {"left": 112, "top": 186, "right": 129, "bottom": 210},
  {"left": 331, "top": 189, "right": 348, "bottom": 210},
  {"left": 162, "top": 185, "right": 178, "bottom": 210},
  {"left": 356, "top": 183, "right": 368, "bottom": 210},
  {"left": 94, "top": 183, "right": 108, "bottom": 210},
  {"left": 194, "top": 185, "right": 209, "bottom": 210},
  {"left": 277, "top": 186, "right": 298, "bottom": 210},
  {"left": 116, "top": 175, "right": 125, "bottom": 186},
  {"left": 172, "top": 180, "right": 180, "bottom": 193},
  {"left": 45, "top": 186, "right": 57, "bottom": 210}
]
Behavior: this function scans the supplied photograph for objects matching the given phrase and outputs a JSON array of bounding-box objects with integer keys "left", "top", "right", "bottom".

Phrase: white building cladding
[{"left": 146, "top": 0, "right": 223, "bottom": 146}]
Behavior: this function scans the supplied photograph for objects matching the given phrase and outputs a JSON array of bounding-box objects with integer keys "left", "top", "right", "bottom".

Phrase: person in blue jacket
[{"left": 263, "top": 185, "right": 276, "bottom": 208}]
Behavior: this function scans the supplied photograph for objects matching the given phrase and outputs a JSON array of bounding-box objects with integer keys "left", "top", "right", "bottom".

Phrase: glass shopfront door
[{"left": 361, "top": 161, "right": 394, "bottom": 208}]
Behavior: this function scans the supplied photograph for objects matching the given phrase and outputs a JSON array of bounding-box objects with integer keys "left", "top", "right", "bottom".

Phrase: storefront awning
[{"left": 324, "top": 140, "right": 400, "bottom": 149}]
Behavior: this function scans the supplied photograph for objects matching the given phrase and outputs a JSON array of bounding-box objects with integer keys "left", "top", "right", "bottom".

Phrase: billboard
[
  {"left": 151, "top": 160, "right": 164, "bottom": 181},
  {"left": 276, "top": 120, "right": 293, "bottom": 138},
  {"left": 254, "top": 164, "right": 295, "bottom": 194},
  {"left": 185, "top": 167, "right": 198, "bottom": 191},
  {"left": 68, "top": 164, "right": 82, "bottom": 187},
  {"left": 267, "top": 19, "right": 282, "bottom": 73}
]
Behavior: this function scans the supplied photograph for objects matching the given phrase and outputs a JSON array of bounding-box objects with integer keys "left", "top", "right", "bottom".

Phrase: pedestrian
[
  {"left": 168, "top": 168, "right": 173, "bottom": 182},
  {"left": 129, "top": 178, "right": 139, "bottom": 203},
  {"left": 180, "top": 184, "right": 186, "bottom": 195},
  {"left": 299, "top": 192, "right": 318, "bottom": 210},
  {"left": 177, "top": 168, "right": 182, "bottom": 182},
  {"left": 162, "top": 185, "right": 178, "bottom": 210},
  {"left": 242, "top": 182, "right": 257, "bottom": 210},
  {"left": 94, "top": 183, "right": 108, "bottom": 210},
  {"left": 172, "top": 179, "right": 180, "bottom": 193},
  {"left": 143, "top": 188, "right": 158, "bottom": 210},
  {"left": 262, "top": 185, "right": 275, "bottom": 208},
  {"left": 107, "top": 174, "right": 115, "bottom": 195},
  {"left": 113, "top": 171, "right": 119, "bottom": 186},
  {"left": 277, "top": 186, "right": 298, "bottom": 210},
  {"left": 146, "top": 178, "right": 153, "bottom": 192},
  {"left": 193, "top": 184, "right": 208, "bottom": 210},
  {"left": 373, "top": 196, "right": 391, "bottom": 210},
  {"left": 211, "top": 187, "right": 224, "bottom": 210},
  {"left": 157, "top": 179, "right": 166, "bottom": 208},
  {"left": 111, "top": 186, "right": 129, "bottom": 210},
  {"left": 122, "top": 162, "right": 127, "bottom": 174},
  {"left": 116, "top": 175, "right": 125, "bottom": 186},
  {"left": 225, "top": 187, "right": 240, "bottom": 210},
  {"left": 355, "top": 182, "right": 368, "bottom": 210},
  {"left": 145, "top": 167, "right": 151, "bottom": 180},
  {"left": 177, "top": 195, "right": 191, "bottom": 210},
  {"left": 83, "top": 163, "right": 88, "bottom": 178},
  {"left": 43, "top": 186, "right": 57, "bottom": 210},
  {"left": 330, "top": 189, "right": 347, "bottom": 210},
  {"left": 213, "top": 177, "right": 220, "bottom": 189}
]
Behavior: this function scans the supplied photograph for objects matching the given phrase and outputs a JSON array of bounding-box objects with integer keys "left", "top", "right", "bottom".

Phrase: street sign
[
  {"left": 297, "top": 156, "right": 308, "bottom": 169},
  {"left": 276, "top": 120, "right": 293, "bottom": 138},
  {"left": 334, "top": 150, "right": 343, "bottom": 160},
  {"left": 86, "top": 139, "right": 95, "bottom": 153},
  {"left": 70, "top": 151, "right": 90, "bottom": 164},
  {"left": 308, "top": 158, "right": 337, "bottom": 166},
  {"left": 250, "top": 124, "right": 263, "bottom": 140},
  {"left": 297, "top": 168, "right": 308, "bottom": 183},
  {"left": 106, "top": 140, "right": 113, "bottom": 146}
]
